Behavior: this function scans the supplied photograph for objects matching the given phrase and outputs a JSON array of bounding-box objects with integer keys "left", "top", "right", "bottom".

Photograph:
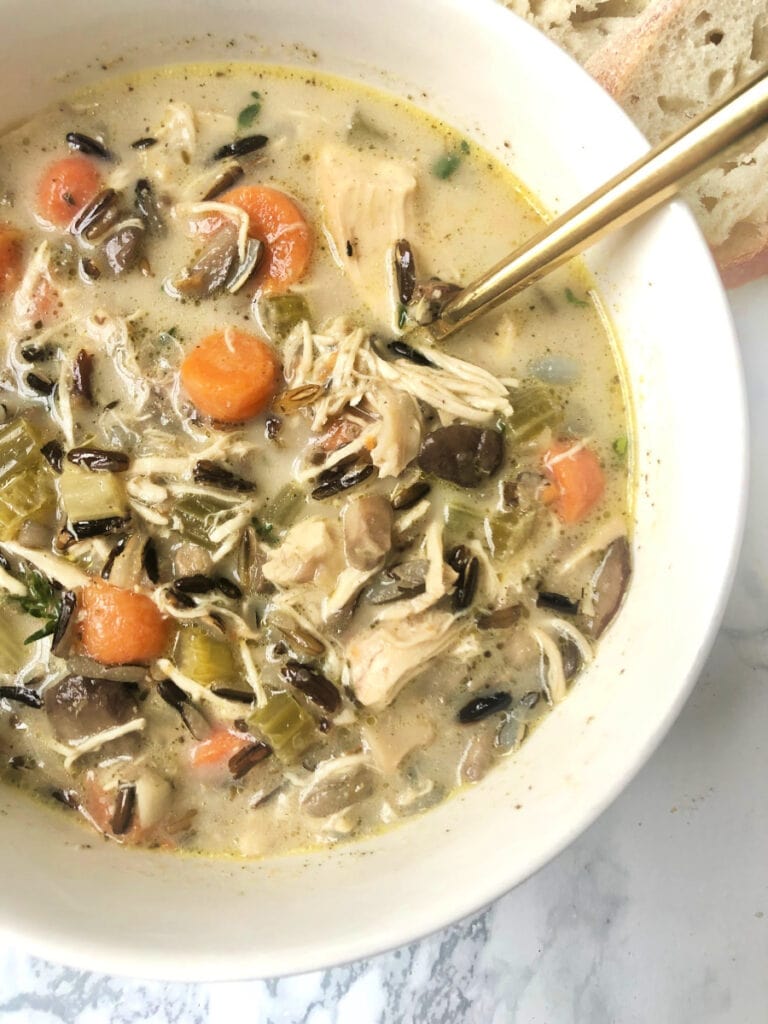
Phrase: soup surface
[{"left": 0, "top": 63, "right": 631, "bottom": 857}]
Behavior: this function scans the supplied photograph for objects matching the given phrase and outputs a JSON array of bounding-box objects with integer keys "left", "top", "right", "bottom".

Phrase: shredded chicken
[
  {"left": 317, "top": 143, "right": 417, "bottom": 327},
  {"left": 347, "top": 609, "right": 459, "bottom": 709},
  {"left": 262, "top": 517, "right": 345, "bottom": 592}
]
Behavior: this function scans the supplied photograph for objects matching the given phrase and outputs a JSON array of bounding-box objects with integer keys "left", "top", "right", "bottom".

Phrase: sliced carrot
[
  {"left": 0, "top": 224, "right": 23, "bottom": 295},
  {"left": 190, "top": 727, "right": 250, "bottom": 769},
  {"left": 543, "top": 440, "right": 606, "bottom": 524},
  {"left": 79, "top": 579, "right": 171, "bottom": 665},
  {"left": 181, "top": 327, "right": 280, "bottom": 423},
  {"left": 219, "top": 185, "right": 312, "bottom": 294},
  {"left": 35, "top": 155, "right": 103, "bottom": 228}
]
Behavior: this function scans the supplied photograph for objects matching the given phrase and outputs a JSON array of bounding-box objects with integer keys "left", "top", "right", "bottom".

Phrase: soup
[{"left": 0, "top": 63, "right": 631, "bottom": 857}]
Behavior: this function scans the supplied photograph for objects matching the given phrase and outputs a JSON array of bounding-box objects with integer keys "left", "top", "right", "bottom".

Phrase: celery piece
[
  {"left": 508, "top": 382, "right": 562, "bottom": 443},
  {"left": 174, "top": 625, "right": 237, "bottom": 687},
  {"left": 0, "top": 417, "right": 55, "bottom": 539},
  {"left": 443, "top": 503, "right": 485, "bottom": 543},
  {"left": 266, "top": 483, "right": 305, "bottom": 529},
  {"left": 0, "top": 417, "right": 40, "bottom": 485},
  {"left": 0, "top": 606, "right": 34, "bottom": 672},
  {"left": 260, "top": 294, "right": 310, "bottom": 340},
  {"left": 174, "top": 493, "right": 233, "bottom": 550},
  {"left": 487, "top": 509, "right": 537, "bottom": 559},
  {"left": 59, "top": 461, "right": 128, "bottom": 524},
  {"left": 248, "top": 690, "right": 316, "bottom": 762}
]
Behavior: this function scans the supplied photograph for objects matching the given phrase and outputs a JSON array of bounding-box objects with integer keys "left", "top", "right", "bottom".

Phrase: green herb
[
  {"left": 252, "top": 516, "right": 277, "bottom": 545},
  {"left": 237, "top": 91, "right": 262, "bottom": 131},
  {"left": 432, "top": 152, "right": 461, "bottom": 180},
  {"left": 565, "top": 287, "right": 589, "bottom": 308},
  {"left": 397, "top": 304, "right": 408, "bottom": 329},
  {"left": 612, "top": 435, "right": 628, "bottom": 457},
  {"left": 460, "top": 139, "right": 470, "bottom": 154},
  {"left": 10, "top": 566, "right": 61, "bottom": 644}
]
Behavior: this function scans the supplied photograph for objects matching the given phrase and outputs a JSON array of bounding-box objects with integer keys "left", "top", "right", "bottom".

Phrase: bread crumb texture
[{"left": 505, "top": 0, "right": 768, "bottom": 285}]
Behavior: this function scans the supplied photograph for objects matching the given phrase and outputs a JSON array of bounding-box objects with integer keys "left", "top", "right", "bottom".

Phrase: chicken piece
[
  {"left": 261, "top": 517, "right": 344, "bottom": 592},
  {"left": 368, "top": 386, "right": 422, "bottom": 479},
  {"left": 317, "top": 143, "right": 417, "bottom": 326},
  {"left": 347, "top": 610, "right": 458, "bottom": 709}
]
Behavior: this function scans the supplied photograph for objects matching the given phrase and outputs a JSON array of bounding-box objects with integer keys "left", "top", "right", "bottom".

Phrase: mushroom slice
[
  {"left": 342, "top": 494, "right": 393, "bottom": 571},
  {"left": 168, "top": 224, "right": 239, "bottom": 299},
  {"left": 225, "top": 237, "right": 264, "bottom": 294},
  {"left": 586, "top": 536, "right": 631, "bottom": 638}
]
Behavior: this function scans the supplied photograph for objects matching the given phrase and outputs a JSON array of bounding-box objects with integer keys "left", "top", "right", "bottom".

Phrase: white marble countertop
[{"left": 0, "top": 281, "right": 766, "bottom": 1023}]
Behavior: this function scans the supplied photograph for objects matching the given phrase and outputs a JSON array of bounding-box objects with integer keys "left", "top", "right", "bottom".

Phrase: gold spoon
[{"left": 427, "top": 65, "right": 768, "bottom": 342}]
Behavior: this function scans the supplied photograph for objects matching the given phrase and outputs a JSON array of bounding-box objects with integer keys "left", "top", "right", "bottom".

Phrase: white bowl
[{"left": 0, "top": 0, "right": 746, "bottom": 981}]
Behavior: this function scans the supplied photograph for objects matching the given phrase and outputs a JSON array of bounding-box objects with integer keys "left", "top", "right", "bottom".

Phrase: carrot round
[
  {"left": 0, "top": 224, "right": 23, "bottom": 295},
  {"left": 543, "top": 440, "right": 606, "bottom": 524},
  {"left": 190, "top": 728, "right": 250, "bottom": 769},
  {"left": 79, "top": 579, "right": 171, "bottom": 665},
  {"left": 219, "top": 185, "right": 312, "bottom": 293},
  {"left": 35, "top": 155, "right": 103, "bottom": 228},
  {"left": 180, "top": 327, "right": 280, "bottom": 423}
]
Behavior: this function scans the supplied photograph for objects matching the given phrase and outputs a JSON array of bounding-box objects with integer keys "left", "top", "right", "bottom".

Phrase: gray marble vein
[{"left": 0, "top": 285, "right": 766, "bottom": 1023}]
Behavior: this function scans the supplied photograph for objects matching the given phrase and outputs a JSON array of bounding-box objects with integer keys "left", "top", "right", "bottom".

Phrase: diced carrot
[
  {"left": 35, "top": 155, "right": 103, "bottom": 228},
  {"left": 79, "top": 579, "right": 171, "bottom": 665},
  {"left": 219, "top": 185, "right": 312, "bottom": 293},
  {"left": 0, "top": 224, "right": 23, "bottom": 295},
  {"left": 543, "top": 440, "right": 606, "bottom": 524},
  {"left": 180, "top": 327, "right": 280, "bottom": 423},
  {"left": 190, "top": 727, "right": 250, "bottom": 769}
]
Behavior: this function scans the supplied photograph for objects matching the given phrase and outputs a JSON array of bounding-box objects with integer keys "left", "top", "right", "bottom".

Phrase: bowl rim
[{"left": 0, "top": 0, "right": 748, "bottom": 981}]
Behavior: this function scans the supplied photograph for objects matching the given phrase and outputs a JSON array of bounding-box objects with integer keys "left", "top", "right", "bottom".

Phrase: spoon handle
[{"left": 430, "top": 65, "right": 768, "bottom": 341}]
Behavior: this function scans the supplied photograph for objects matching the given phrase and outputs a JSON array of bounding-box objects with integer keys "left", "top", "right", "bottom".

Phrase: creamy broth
[{"left": 0, "top": 63, "right": 631, "bottom": 857}]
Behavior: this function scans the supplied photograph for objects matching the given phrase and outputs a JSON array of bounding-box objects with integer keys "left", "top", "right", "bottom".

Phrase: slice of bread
[{"left": 506, "top": 0, "right": 768, "bottom": 287}]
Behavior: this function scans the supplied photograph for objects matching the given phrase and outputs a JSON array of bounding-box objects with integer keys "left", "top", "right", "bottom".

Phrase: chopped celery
[
  {"left": 59, "top": 461, "right": 127, "bottom": 524},
  {"left": 0, "top": 417, "right": 55, "bottom": 539},
  {"left": 248, "top": 690, "right": 316, "bottom": 762},
  {"left": 487, "top": 509, "right": 537, "bottom": 558},
  {"left": 0, "top": 606, "right": 35, "bottom": 672},
  {"left": 443, "top": 502, "right": 485, "bottom": 542},
  {"left": 173, "top": 493, "right": 233, "bottom": 550},
  {"left": 257, "top": 483, "right": 306, "bottom": 539},
  {"left": 260, "top": 294, "right": 310, "bottom": 339},
  {"left": 174, "top": 625, "right": 237, "bottom": 687},
  {"left": 508, "top": 382, "right": 562, "bottom": 443}
]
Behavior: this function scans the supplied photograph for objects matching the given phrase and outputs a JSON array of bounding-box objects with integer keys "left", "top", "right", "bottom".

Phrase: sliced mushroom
[
  {"left": 342, "top": 494, "right": 393, "bottom": 571},
  {"left": 225, "top": 237, "right": 263, "bottom": 294},
  {"left": 300, "top": 759, "right": 375, "bottom": 817},
  {"left": 71, "top": 188, "right": 121, "bottom": 242},
  {"left": 103, "top": 221, "right": 146, "bottom": 276},
  {"left": 363, "top": 559, "right": 428, "bottom": 605},
  {"left": 169, "top": 224, "right": 239, "bottom": 299},
  {"left": 418, "top": 425, "right": 504, "bottom": 488},
  {"left": 44, "top": 675, "right": 139, "bottom": 742},
  {"left": 586, "top": 536, "right": 631, "bottom": 638},
  {"left": 408, "top": 276, "right": 462, "bottom": 325}
]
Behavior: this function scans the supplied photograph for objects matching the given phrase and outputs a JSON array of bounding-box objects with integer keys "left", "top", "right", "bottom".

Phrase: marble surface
[{"left": 0, "top": 281, "right": 766, "bottom": 1022}]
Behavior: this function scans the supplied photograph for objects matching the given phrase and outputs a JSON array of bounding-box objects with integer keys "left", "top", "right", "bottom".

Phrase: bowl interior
[{"left": 0, "top": 0, "right": 746, "bottom": 980}]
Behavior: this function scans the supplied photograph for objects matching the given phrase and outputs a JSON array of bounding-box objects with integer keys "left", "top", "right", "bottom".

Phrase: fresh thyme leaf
[
  {"left": 612, "top": 435, "right": 628, "bottom": 457},
  {"left": 460, "top": 139, "right": 470, "bottom": 154},
  {"left": 565, "top": 287, "right": 589, "bottom": 308},
  {"left": 251, "top": 516, "right": 277, "bottom": 545},
  {"left": 24, "top": 621, "right": 57, "bottom": 645},
  {"left": 237, "top": 93, "right": 262, "bottom": 131},
  {"left": 397, "top": 304, "right": 408, "bottom": 329},
  {"left": 10, "top": 566, "right": 61, "bottom": 643},
  {"left": 432, "top": 152, "right": 461, "bottom": 180}
]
